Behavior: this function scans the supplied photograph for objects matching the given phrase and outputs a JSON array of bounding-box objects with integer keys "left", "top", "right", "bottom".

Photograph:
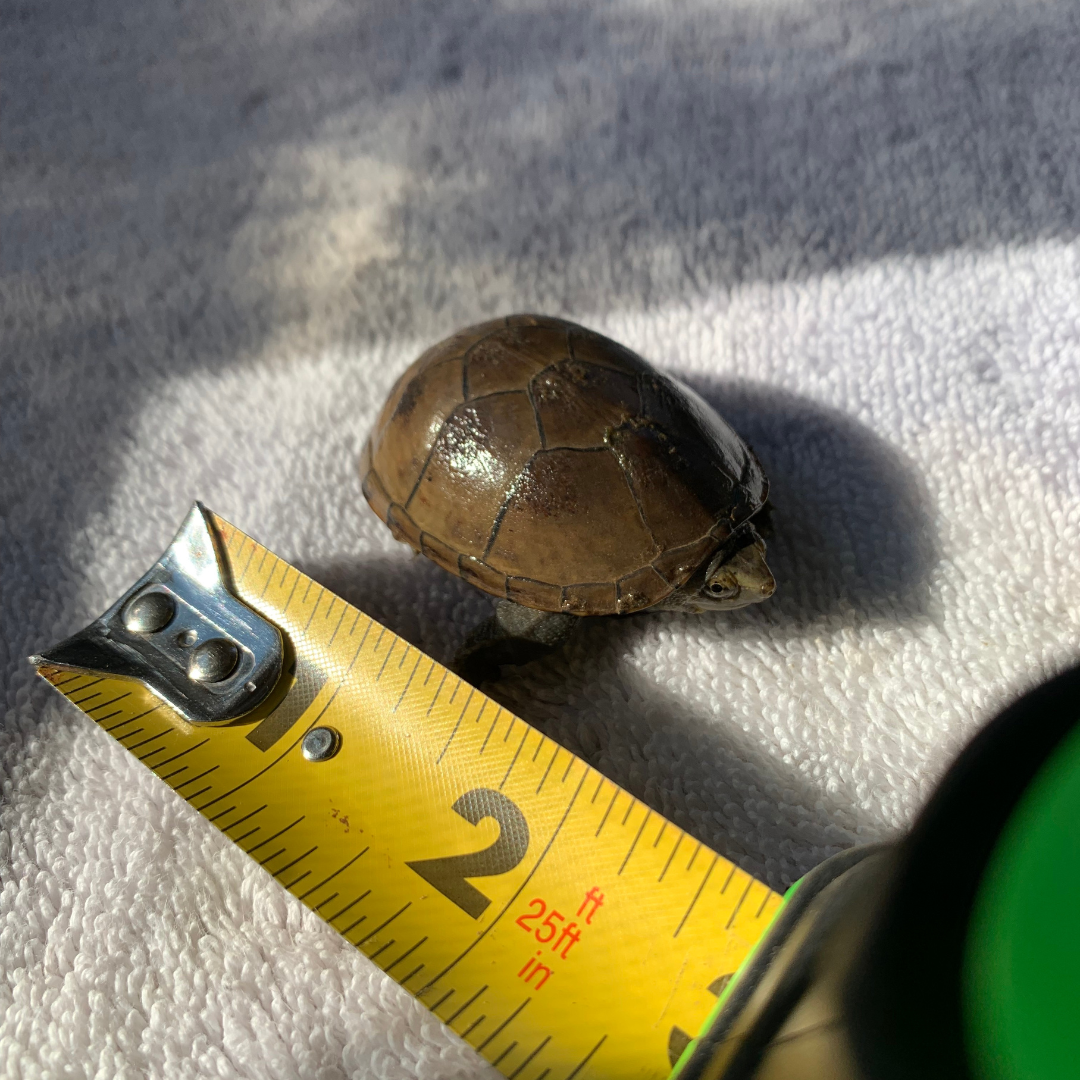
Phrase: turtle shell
[{"left": 360, "top": 314, "right": 768, "bottom": 616}]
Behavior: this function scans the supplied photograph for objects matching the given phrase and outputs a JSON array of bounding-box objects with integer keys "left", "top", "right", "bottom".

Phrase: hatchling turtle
[{"left": 360, "top": 314, "right": 775, "bottom": 679}]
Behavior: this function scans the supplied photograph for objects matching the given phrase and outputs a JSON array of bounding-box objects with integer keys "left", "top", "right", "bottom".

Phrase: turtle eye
[{"left": 707, "top": 582, "right": 739, "bottom": 600}]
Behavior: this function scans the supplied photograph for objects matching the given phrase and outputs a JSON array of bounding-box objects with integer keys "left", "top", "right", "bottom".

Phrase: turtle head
[
  {"left": 699, "top": 530, "right": 775, "bottom": 610},
  {"left": 656, "top": 523, "right": 776, "bottom": 613},
  {"left": 665, "top": 517, "right": 773, "bottom": 613}
]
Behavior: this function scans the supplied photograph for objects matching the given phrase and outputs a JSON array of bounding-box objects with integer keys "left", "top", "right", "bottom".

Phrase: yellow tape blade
[{"left": 37, "top": 513, "right": 780, "bottom": 1080}]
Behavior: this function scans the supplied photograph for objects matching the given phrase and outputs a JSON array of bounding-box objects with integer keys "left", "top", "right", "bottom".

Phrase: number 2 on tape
[
  {"left": 33, "top": 504, "right": 781, "bottom": 1080},
  {"left": 408, "top": 790, "right": 530, "bottom": 919}
]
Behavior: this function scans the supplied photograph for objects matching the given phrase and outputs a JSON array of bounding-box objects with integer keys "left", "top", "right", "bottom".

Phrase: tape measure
[{"left": 33, "top": 504, "right": 782, "bottom": 1080}]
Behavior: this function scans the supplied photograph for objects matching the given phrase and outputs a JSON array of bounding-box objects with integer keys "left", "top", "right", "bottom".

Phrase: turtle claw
[{"left": 453, "top": 601, "right": 578, "bottom": 684}]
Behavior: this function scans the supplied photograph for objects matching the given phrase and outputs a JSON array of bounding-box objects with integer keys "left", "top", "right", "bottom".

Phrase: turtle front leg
[{"left": 454, "top": 600, "right": 579, "bottom": 684}]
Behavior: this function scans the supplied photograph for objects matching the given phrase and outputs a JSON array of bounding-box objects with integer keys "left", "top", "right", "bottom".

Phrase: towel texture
[{"left": 3, "top": 0, "right": 1080, "bottom": 1076}]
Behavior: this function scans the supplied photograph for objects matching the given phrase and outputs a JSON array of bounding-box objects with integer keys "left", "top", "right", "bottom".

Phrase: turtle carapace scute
[{"left": 360, "top": 314, "right": 774, "bottom": 677}]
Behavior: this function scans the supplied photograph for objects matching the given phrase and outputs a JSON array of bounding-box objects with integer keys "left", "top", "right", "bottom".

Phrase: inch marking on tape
[{"left": 35, "top": 507, "right": 781, "bottom": 1080}]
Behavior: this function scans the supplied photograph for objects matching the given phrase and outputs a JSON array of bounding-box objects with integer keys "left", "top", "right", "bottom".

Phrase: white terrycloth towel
[{"left": 3, "top": 0, "right": 1079, "bottom": 1076}]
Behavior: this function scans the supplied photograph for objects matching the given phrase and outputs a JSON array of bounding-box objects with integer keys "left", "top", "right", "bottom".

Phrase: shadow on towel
[
  {"left": 682, "top": 376, "right": 939, "bottom": 634},
  {"left": 308, "top": 374, "right": 938, "bottom": 656},
  {"left": 307, "top": 544, "right": 870, "bottom": 889},
  {"left": 7, "top": 0, "right": 1072, "bottom": 667},
  {"left": 483, "top": 643, "right": 871, "bottom": 892},
  {"left": 304, "top": 380, "right": 931, "bottom": 884},
  {"left": 354, "top": 0, "right": 1080, "bottom": 320}
]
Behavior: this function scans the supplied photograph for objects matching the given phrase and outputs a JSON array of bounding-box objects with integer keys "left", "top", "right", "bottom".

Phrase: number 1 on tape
[{"left": 34, "top": 505, "right": 781, "bottom": 1080}]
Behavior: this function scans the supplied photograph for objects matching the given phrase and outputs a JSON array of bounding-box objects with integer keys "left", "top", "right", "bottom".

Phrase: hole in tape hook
[
  {"left": 123, "top": 590, "right": 176, "bottom": 634},
  {"left": 188, "top": 639, "right": 240, "bottom": 683}
]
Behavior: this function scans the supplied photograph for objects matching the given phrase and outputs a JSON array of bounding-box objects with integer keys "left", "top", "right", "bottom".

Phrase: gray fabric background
[{"left": 3, "top": 0, "right": 1079, "bottom": 1076}]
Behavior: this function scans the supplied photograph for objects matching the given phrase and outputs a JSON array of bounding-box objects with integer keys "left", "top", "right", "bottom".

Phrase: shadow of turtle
[
  {"left": 303, "top": 551, "right": 889, "bottom": 891},
  {"left": 315, "top": 376, "right": 938, "bottom": 650},
  {"left": 305, "top": 378, "right": 933, "bottom": 886},
  {"left": 301, "top": 552, "right": 489, "bottom": 670},
  {"left": 676, "top": 375, "right": 940, "bottom": 636},
  {"left": 483, "top": 642, "right": 880, "bottom": 892}
]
